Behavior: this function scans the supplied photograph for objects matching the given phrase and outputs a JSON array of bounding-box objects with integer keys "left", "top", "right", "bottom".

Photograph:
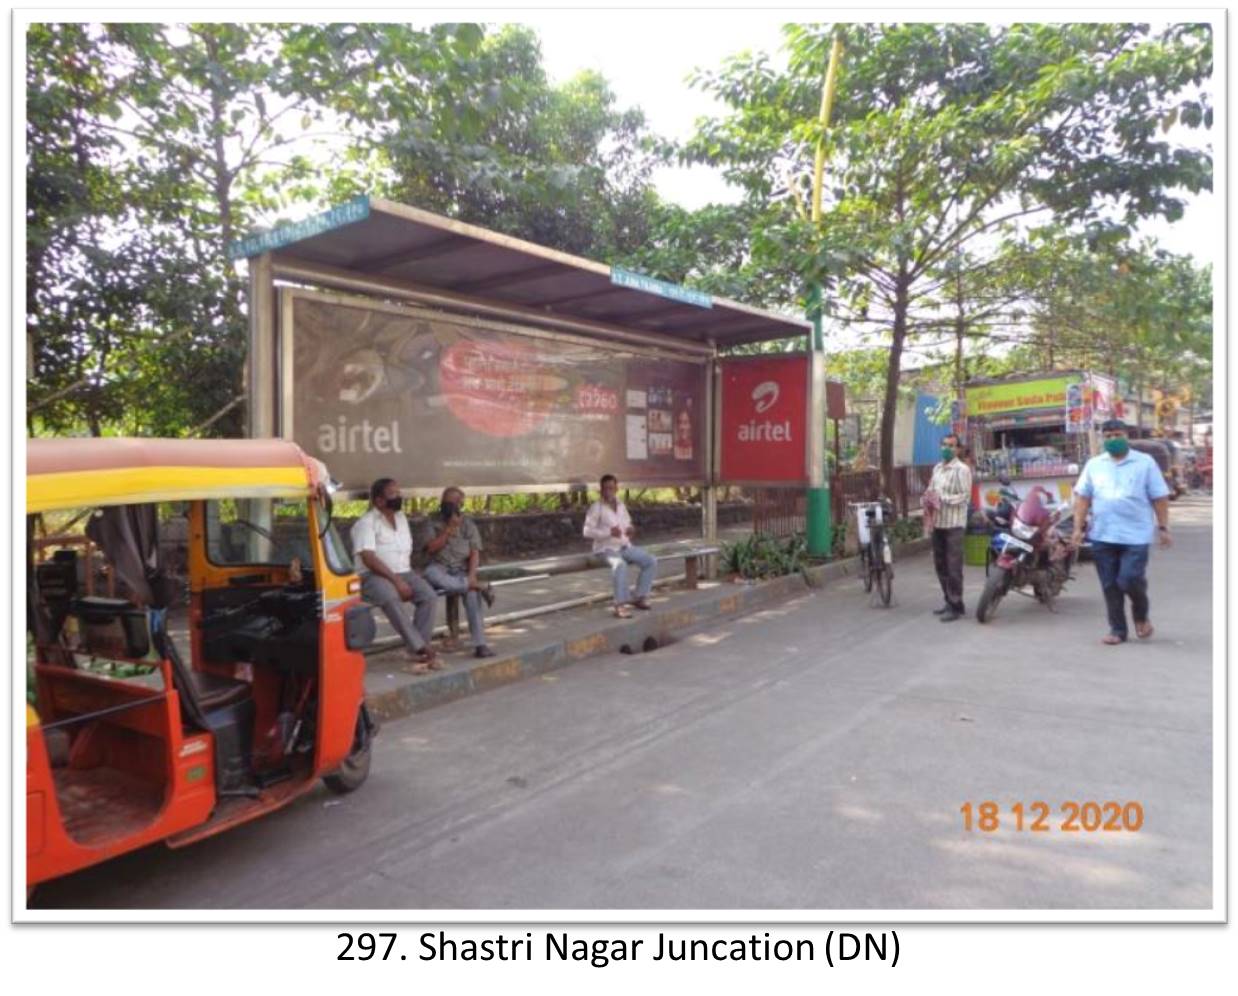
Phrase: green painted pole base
[{"left": 807, "top": 485, "right": 832, "bottom": 557}]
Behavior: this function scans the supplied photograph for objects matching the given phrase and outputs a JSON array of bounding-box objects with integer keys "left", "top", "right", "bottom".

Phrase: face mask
[
  {"left": 1104, "top": 438, "right": 1129, "bottom": 457},
  {"left": 440, "top": 500, "right": 459, "bottom": 521},
  {"left": 384, "top": 496, "right": 404, "bottom": 512},
  {"left": 940, "top": 446, "right": 955, "bottom": 462}
]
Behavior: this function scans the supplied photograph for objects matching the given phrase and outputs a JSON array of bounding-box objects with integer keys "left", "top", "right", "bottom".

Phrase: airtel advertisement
[
  {"left": 719, "top": 355, "right": 810, "bottom": 484},
  {"left": 283, "top": 290, "right": 707, "bottom": 490}
]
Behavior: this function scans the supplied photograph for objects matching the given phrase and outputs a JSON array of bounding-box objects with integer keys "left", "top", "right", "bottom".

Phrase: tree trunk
[
  {"left": 953, "top": 262, "right": 965, "bottom": 396},
  {"left": 879, "top": 274, "right": 910, "bottom": 494}
]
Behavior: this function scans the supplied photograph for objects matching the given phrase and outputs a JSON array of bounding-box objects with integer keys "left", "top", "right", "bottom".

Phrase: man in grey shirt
[{"left": 421, "top": 486, "right": 497, "bottom": 659}]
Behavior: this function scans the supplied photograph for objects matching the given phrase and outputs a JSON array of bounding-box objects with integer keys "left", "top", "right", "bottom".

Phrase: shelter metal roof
[{"left": 238, "top": 196, "right": 809, "bottom": 349}]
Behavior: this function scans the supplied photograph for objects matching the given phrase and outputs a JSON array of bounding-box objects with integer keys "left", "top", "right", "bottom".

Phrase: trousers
[
  {"left": 601, "top": 545, "right": 657, "bottom": 605},
  {"left": 932, "top": 527, "right": 965, "bottom": 610},
  {"left": 423, "top": 563, "right": 487, "bottom": 648},
  {"left": 1090, "top": 542, "right": 1150, "bottom": 639},
  {"left": 361, "top": 570, "right": 436, "bottom": 653}
]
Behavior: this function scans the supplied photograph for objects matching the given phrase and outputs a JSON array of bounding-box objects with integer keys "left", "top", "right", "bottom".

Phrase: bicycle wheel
[
  {"left": 859, "top": 546, "right": 873, "bottom": 592},
  {"left": 877, "top": 564, "right": 893, "bottom": 605},
  {"left": 873, "top": 529, "right": 893, "bottom": 605}
]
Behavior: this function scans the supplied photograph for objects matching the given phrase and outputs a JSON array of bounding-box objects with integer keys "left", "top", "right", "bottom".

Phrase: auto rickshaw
[{"left": 25, "top": 438, "right": 377, "bottom": 889}]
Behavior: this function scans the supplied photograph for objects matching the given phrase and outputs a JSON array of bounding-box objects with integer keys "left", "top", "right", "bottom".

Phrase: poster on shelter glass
[{"left": 283, "top": 290, "right": 707, "bottom": 491}]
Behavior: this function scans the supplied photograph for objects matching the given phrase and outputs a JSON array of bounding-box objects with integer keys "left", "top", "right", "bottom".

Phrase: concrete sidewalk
[{"left": 364, "top": 536, "right": 932, "bottom": 721}]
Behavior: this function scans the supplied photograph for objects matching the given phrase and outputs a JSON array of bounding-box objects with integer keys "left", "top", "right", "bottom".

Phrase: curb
[{"left": 364, "top": 536, "right": 932, "bottom": 723}]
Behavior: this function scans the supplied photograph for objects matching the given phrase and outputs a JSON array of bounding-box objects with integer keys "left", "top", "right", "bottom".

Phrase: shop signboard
[{"left": 964, "top": 375, "right": 1073, "bottom": 417}]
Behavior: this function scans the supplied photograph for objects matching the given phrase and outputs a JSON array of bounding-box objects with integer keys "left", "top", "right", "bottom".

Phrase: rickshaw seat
[
  {"left": 188, "top": 670, "right": 251, "bottom": 712},
  {"left": 148, "top": 611, "right": 250, "bottom": 729}
]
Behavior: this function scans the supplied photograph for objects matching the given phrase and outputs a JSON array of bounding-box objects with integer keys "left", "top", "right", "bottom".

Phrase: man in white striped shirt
[
  {"left": 583, "top": 473, "right": 657, "bottom": 619},
  {"left": 927, "top": 433, "right": 973, "bottom": 621}
]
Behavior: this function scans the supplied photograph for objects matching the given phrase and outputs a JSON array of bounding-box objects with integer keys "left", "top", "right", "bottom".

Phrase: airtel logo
[{"left": 752, "top": 381, "right": 780, "bottom": 413}]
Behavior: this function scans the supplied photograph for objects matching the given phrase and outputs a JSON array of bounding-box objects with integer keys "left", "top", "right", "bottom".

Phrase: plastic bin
[{"left": 964, "top": 531, "right": 990, "bottom": 568}]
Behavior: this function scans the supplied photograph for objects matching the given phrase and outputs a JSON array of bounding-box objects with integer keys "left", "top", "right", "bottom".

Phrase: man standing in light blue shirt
[{"left": 1070, "top": 419, "right": 1172, "bottom": 645}]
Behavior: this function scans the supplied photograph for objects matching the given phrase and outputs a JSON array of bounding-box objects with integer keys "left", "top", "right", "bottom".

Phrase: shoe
[
  {"left": 632, "top": 598, "right": 652, "bottom": 611},
  {"left": 939, "top": 609, "right": 962, "bottom": 622},
  {"left": 932, "top": 605, "right": 952, "bottom": 615},
  {"left": 474, "top": 645, "right": 496, "bottom": 659},
  {"left": 480, "top": 583, "right": 496, "bottom": 609}
]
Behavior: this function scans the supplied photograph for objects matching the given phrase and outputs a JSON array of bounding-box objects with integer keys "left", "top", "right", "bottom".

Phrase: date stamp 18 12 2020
[{"left": 960, "top": 801, "right": 1144, "bottom": 833}]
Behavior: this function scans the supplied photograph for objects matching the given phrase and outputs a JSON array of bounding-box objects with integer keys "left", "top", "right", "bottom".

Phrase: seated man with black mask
[
  {"left": 352, "top": 477, "right": 440, "bottom": 673},
  {"left": 421, "top": 486, "right": 496, "bottom": 659}
]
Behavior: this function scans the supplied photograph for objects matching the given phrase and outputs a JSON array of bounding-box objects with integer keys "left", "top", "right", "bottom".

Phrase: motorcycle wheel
[{"left": 976, "top": 569, "right": 1010, "bottom": 623}]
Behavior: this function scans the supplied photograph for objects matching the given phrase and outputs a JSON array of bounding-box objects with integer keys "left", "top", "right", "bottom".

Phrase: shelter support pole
[
  {"left": 247, "top": 252, "right": 276, "bottom": 438},
  {"left": 806, "top": 291, "right": 832, "bottom": 557},
  {"left": 245, "top": 251, "right": 277, "bottom": 560},
  {"left": 703, "top": 345, "right": 719, "bottom": 579}
]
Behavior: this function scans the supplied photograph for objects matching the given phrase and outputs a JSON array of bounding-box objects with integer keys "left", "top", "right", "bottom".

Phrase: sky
[
  {"left": 533, "top": 14, "right": 790, "bottom": 210},
  {"left": 529, "top": 14, "right": 1216, "bottom": 264}
]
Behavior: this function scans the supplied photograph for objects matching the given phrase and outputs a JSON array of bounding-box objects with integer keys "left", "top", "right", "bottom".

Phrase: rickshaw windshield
[{"left": 206, "top": 497, "right": 352, "bottom": 575}]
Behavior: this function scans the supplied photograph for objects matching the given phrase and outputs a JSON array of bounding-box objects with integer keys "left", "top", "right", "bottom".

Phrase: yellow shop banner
[{"left": 965, "top": 376, "right": 1072, "bottom": 416}]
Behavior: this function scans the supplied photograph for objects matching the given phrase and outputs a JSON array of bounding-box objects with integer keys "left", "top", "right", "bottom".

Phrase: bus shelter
[{"left": 233, "top": 195, "right": 816, "bottom": 548}]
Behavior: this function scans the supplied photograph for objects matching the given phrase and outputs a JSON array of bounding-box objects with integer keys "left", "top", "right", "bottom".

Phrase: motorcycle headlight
[{"left": 1012, "top": 520, "right": 1037, "bottom": 540}]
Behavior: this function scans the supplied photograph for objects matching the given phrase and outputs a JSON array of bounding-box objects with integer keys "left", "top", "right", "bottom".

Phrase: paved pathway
[{"left": 35, "top": 498, "right": 1213, "bottom": 910}]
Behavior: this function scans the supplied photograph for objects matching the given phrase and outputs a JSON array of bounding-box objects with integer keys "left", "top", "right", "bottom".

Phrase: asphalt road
[{"left": 34, "top": 497, "right": 1214, "bottom": 911}]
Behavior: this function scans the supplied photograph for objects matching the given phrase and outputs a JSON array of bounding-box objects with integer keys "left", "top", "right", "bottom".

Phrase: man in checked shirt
[{"left": 927, "top": 433, "right": 974, "bottom": 622}]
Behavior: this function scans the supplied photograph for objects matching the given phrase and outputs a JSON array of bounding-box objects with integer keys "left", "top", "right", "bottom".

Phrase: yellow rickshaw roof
[{"left": 27, "top": 438, "right": 322, "bottom": 513}]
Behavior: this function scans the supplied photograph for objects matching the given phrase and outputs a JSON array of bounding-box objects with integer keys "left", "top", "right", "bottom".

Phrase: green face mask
[
  {"left": 1104, "top": 438, "right": 1129, "bottom": 457},
  {"left": 940, "top": 446, "right": 955, "bottom": 461}
]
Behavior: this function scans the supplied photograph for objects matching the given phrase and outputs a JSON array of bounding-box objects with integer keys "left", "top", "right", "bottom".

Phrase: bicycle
[{"left": 852, "top": 499, "right": 895, "bottom": 606}]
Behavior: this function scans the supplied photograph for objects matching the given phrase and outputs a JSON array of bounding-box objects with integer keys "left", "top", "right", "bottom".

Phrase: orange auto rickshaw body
[{"left": 26, "top": 438, "right": 374, "bottom": 889}]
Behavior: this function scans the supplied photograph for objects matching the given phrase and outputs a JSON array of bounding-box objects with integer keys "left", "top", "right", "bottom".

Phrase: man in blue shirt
[{"left": 1070, "top": 419, "right": 1172, "bottom": 644}]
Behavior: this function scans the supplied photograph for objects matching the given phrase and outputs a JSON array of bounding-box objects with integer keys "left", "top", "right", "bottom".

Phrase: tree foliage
[
  {"left": 26, "top": 22, "right": 667, "bottom": 437},
  {"left": 684, "top": 21, "right": 1213, "bottom": 484}
]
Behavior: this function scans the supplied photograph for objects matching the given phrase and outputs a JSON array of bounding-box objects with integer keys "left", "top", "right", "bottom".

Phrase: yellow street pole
[
  {"left": 811, "top": 36, "right": 845, "bottom": 223},
  {"left": 806, "top": 34, "right": 844, "bottom": 558}
]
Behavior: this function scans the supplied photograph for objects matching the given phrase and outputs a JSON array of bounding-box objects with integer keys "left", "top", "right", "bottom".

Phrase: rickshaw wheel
[{"left": 323, "top": 712, "right": 373, "bottom": 794}]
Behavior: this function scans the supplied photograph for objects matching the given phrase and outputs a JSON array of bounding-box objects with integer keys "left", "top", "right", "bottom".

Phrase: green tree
[
  {"left": 323, "top": 25, "right": 664, "bottom": 261},
  {"left": 26, "top": 22, "right": 490, "bottom": 436},
  {"left": 685, "top": 22, "right": 1213, "bottom": 487},
  {"left": 27, "top": 23, "right": 669, "bottom": 438}
]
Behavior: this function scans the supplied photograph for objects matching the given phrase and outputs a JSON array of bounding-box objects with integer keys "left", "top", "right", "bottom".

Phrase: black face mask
[
  {"left": 440, "top": 500, "right": 459, "bottom": 521},
  {"left": 384, "top": 496, "right": 404, "bottom": 512}
]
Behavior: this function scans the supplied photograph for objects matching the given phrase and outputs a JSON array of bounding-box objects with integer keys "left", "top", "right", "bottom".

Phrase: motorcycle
[
  {"left": 976, "top": 485, "right": 1077, "bottom": 623},
  {"left": 983, "top": 478, "right": 1022, "bottom": 536}
]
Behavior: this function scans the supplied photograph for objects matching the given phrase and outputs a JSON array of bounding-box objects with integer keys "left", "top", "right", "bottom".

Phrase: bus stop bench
[
  {"left": 365, "top": 543, "right": 722, "bottom": 646},
  {"left": 441, "top": 543, "right": 721, "bottom": 638}
]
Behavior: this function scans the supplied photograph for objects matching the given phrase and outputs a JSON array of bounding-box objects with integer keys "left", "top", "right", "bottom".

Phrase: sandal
[
  {"left": 1101, "top": 633, "right": 1126, "bottom": 646},
  {"left": 1135, "top": 622, "right": 1155, "bottom": 640},
  {"left": 613, "top": 605, "right": 634, "bottom": 619},
  {"left": 632, "top": 598, "right": 652, "bottom": 611}
]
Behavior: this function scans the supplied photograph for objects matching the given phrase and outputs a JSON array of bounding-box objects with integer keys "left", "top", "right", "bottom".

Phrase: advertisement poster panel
[
  {"left": 1065, "top": 380, "right": 1087, "bottom": 433},
  {"left": 283, "top": 291, "right": 706, "bottom": 491},
  {"left": 719, "top": 355, "right": 810, "bottom": 483}
]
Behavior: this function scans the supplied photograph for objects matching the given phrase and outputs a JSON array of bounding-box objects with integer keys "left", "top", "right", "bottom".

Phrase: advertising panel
[
  {"left": 283, "top": 290, "right": 706, "bottom": 491},
  {"left": 1065, "top": 380, "right": 1087, "bottom": 433},
  {"left": 718, "top": 355, "right": 810, "bottom": 484}
]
